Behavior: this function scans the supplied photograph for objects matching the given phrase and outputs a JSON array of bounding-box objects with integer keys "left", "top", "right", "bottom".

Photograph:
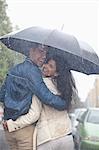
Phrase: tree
[
  {"left": 0, "top": 0, "right": 23, "bottom": 85},
  {"left": 0, "top": 0, "right": 13, "bottom": 85},
  {"left": 0, "top": 0, "right": 12, "bottom": 35}
]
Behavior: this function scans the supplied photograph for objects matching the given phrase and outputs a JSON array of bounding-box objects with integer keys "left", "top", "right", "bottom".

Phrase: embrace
[{"left": 0, "top": 43, "right": 76, "bottom": 150}]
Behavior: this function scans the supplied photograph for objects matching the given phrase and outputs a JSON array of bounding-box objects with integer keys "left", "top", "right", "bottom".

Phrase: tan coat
[{"left": 7, "top": 78, "right": 72, "bottom": 146}]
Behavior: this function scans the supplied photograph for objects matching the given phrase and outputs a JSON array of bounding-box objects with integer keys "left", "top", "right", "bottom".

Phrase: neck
[{"left": 26, "top": 58, "right": 38, "bottom": 66}]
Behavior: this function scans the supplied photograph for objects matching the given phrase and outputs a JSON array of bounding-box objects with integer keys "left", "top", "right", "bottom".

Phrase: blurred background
[
  {"left": 0, "top": 0, "right": 99, "bottom": 105},
  {"left": 0, "top": 0, "right": 99, "bottom": 150}
]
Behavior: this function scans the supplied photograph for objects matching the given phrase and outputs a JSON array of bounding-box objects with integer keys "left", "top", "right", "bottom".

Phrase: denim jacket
[{"left": 0, "top": 58, "right": 67, "bottom": 120}]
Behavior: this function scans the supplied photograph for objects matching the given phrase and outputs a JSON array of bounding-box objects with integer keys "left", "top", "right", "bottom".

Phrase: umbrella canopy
[{"left": 0, "top": 26, "right": 99, "bottom": 75}]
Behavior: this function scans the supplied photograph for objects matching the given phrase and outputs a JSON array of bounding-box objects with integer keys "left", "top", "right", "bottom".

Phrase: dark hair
[{"left": 46, "top": 54, "right": 76, "bottom": 111}]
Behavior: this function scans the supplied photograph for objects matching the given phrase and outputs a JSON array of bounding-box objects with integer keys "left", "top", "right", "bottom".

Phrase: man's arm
[
  {"left": 6, "top": 77, "right": 61, "bottom": 132},
  {"left": 27, "top": 67, "right": 67, "bottom": 110}
]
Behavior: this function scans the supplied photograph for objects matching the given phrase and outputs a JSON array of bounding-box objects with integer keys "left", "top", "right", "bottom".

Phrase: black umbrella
[{"left": 0, "top": 26, "right": 99, "bottom": 75}]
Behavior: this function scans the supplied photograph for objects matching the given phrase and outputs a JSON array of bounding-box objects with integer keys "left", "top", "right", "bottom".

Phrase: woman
[{"left": 5, "top": 55, "right": 76, "bottom": 150}]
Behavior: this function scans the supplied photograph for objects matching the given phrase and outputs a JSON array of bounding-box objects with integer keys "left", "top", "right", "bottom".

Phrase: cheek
[
  {"left": 49, "top": 70, "right": 55, "bottom": 76},
  {"left": 40, "top": 53, "right": 45, "bottom": 58},
  {"left": 46, "top": 69, "right": 52, "bottom": 76}
]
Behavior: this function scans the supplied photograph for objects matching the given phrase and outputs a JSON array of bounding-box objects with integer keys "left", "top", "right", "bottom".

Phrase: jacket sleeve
[
  {"left": 6, "top": 78, "right": 59, "bottom": 132},
  {"left": 27, "top": 67, "right": 67, "bottom": 111},
  {"left": 0, "top": 80, "right": 6, "bottom": 103},
  {"left": 6, "top": 95, "right": 42, "bottom": 132}
]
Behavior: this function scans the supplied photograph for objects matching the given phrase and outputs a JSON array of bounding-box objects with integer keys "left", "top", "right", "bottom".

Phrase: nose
[
  {"left": 42, "top": 64, "right": 48, "bottom": 72},
  {"left": 43, "top": 64, "right": 47, "bottom": 68}
]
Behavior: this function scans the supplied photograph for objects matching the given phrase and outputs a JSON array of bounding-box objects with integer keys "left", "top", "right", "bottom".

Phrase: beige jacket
[{"left": 7, "top": 78, "right": 72, "bottom": 146}]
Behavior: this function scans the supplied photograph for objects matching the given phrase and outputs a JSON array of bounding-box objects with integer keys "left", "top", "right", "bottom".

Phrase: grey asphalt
[{"left": 0, "top": 125, "right": 9, "bottom": 150}]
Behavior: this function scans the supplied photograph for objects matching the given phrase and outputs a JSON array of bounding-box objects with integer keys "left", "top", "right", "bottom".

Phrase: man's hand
[{"left": 2, "top": 121, "right": 8, "bottom": 131}]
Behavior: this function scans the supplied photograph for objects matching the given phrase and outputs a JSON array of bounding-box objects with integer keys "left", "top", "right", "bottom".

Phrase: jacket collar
[{"left": 25, "top": 57, "right": 38, "bottom": 67}]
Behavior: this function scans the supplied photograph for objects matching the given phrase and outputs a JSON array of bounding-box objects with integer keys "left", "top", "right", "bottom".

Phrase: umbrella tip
[{"left": 60, "top": 24, "right": 64, "bottom": 31}]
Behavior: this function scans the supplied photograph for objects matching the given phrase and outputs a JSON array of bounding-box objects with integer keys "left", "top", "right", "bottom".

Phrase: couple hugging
[{"left": 0, "top": 43, "right": 76, "bottom": 150}]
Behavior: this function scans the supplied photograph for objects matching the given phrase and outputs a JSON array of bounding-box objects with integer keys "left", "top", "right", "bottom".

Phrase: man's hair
[
  {"left": 38, "top": 44, "right": 48, "bottom": 50},
  {"left": 29, "top": 42, "right": 48, "bottom": 50},
  {"left": 26, "top": 42, "right": 47, "bottom": 56}
]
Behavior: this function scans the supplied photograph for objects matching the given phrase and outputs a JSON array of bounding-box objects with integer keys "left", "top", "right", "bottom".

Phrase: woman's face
[{"left": 42, "top": 59, "right": 57, "bottom": 77}]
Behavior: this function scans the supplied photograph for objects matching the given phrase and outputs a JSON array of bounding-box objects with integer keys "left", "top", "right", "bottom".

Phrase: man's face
[{"left": 30, "top": 46, "right": 47, "bottom": 67}]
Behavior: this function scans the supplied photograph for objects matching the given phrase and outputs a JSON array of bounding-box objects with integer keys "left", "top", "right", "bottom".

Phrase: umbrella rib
[
  {"left": 8, "top": 37, "right": 11, "bottom": 48},
  {"left": 43, "top": 29, "right": 57, "bottom": 45}
]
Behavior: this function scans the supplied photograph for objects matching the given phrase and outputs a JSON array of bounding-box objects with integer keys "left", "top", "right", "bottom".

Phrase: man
[{"left": 0, "top": 43, "right": 67, "bottom": 122}]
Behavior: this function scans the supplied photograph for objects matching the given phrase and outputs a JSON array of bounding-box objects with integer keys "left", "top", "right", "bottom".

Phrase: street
[{"left": 0, "top": 125, "right": 9, "bottom": 150}]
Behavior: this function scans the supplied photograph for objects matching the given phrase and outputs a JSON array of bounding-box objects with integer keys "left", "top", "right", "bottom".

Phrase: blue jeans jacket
[{"left": 0, "top": 58, "right": 67, "bottom": 120}]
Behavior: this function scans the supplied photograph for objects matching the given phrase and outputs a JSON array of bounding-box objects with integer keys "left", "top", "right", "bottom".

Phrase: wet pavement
[{"left": 0, "top": 125, "right": 9, "bottom": 150}]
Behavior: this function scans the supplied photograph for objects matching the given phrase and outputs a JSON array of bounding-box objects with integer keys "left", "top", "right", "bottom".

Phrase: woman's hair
[{"left": 46, "top": 53, "right": 76, "bottom": 111}]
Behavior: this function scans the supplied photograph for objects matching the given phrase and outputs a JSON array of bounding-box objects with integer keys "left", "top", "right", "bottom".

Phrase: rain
[{"left": 0, "top": 0, "right": 99, "bottom": 150}]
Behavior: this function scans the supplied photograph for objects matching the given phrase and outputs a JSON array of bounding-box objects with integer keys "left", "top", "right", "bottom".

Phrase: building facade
[{"left": 85, "top": 78, "right": 99, "bottom": 107}]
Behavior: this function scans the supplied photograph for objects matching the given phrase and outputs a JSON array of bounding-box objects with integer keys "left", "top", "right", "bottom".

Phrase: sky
[{"left": 6, "top": 0, "right": 99, "bottom": 101}]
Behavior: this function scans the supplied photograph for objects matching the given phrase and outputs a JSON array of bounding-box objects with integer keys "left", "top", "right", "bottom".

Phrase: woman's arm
[{"left": 6, "top": 95, "right": 42, "bottom": 132}]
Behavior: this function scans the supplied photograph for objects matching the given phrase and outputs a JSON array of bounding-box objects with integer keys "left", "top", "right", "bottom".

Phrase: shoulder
[
  {"left": 43, "top": 77, "right": 54, "bottom": 87},
  {"left": 24, "top": 59, "right": 41, "bottom": 74},
  {"left": 43, "top": 77, "right": 59, "bottom": 95}
]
